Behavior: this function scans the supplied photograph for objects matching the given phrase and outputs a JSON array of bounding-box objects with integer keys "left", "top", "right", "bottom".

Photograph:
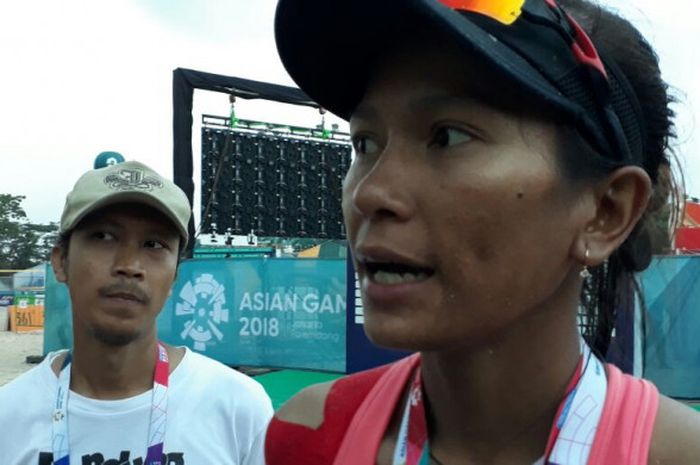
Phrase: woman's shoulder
[
  {"left": 648, "top": 394, "right": 700, "bottom": 464},
  {"left": 274, "top": 378, "right": 337, "bottom": 429},
  {"left": 275, "top": 362, "right": 392, "bottom": 427},
  {"left": 265, "top": 363, "right": 395, "bottom": 465},
  {"left": 593, "top": 365, "right": 700, "bottom": 464}
]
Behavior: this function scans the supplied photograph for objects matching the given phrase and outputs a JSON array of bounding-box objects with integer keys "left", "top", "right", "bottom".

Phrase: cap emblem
[{"left": 104, "top": 168, "right": 163, "bottom": 192}]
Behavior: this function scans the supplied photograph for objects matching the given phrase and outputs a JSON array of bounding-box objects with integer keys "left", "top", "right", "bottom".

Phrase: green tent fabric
[{"left": 256, "top": 370, "right": 343, "bottom": 410}]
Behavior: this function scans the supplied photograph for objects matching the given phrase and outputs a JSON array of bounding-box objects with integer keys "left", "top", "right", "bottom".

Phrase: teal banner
[
  {"left": 45, "top": 258, "right": 347, "bottom": 371},
  {"left": 158, "top": 258, "right": 346, "bottom": 371},
  {"left": 44, "top": 263, "right": 73, "bottom": 353},
  {"left": 640, "top": 256, "right": 700, "bottom": 399}
]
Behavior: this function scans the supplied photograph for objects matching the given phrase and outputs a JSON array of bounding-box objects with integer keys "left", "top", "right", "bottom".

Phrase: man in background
[{"left": 0, "top": 160, "right": 272, "bottom": 465}]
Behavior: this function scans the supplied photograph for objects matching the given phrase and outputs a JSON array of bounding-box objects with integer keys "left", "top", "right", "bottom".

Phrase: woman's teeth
[{"left": 372, "top": 269, "right": 430, "bottom": 285}]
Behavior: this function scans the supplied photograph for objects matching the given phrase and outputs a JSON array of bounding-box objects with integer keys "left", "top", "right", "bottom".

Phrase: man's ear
[
  {"left": 51, "top": 246, "right": 68, "bottom": 283},
  {"left": 572, "top": 166, "right": 652, "bottom": 266},
  {"left": 171, "top": 263, "right": 179, "bottom": 293}
]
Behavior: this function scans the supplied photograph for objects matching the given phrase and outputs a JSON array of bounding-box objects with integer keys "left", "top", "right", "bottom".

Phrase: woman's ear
[
  {"left": 51, "top": 246, "right": 68, "bottom": 283},
  {"left": 572, "top": 166, "right": 652, "bottom": 266}
]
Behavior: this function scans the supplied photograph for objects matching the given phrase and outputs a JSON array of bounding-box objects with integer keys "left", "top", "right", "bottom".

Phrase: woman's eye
[
  {"left": 352, "top": 135, "right": 380, "bottom": 156},
  {"left": 430, "top": 127, "right": 473, "bottom": 148}
]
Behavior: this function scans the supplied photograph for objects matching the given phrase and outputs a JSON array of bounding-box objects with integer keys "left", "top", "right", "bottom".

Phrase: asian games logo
[{"left": 175, "top": 274, "right": 230, "bottom": 351}]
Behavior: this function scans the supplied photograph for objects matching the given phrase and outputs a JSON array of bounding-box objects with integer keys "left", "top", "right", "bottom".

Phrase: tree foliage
[{"left": 0, "top": 194, "right": 58, "bottom": 270}]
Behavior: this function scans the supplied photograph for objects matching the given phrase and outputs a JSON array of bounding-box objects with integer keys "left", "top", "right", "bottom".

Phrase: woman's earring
[{"left": 580, "top": 248, "right": 592, "bottom": 279}]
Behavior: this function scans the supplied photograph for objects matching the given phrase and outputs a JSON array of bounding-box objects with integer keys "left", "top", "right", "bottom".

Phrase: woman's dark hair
[{"left": 557, "top": 0, "right": 682, "bottom": 356}]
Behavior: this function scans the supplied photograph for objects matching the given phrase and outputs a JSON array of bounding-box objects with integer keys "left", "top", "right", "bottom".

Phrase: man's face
[{"left": 52, "top": 203, "right": 180, "bottom": 346}]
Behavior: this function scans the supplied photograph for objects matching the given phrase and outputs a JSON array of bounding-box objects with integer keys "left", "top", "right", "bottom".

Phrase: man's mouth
[
  {"left": 99, "top": 284, "right": 149, "bottom": 304},
  {"left": 105, "top": 292, "right": 143, "bottom": 303}
]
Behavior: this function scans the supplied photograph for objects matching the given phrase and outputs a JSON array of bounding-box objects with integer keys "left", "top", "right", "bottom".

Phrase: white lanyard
[
  {"left": 393, "top": 343, "right": 607, "bottom": 465},
  {"left": 51, "top": 343, "right": 170, "bottom": 465}
]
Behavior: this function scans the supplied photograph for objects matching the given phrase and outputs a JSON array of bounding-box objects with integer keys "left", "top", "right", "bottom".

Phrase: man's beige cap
[{"left": 60, "top": 160, "right": 191, "bottom": 247}]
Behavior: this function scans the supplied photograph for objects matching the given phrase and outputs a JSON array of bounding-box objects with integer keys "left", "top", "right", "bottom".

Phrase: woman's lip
[
  {"left": 361, "top": 272, "right": 434, "bottom": 305},
  {"left": 354, "top": 246, "right": 432, "bottom": 271}
]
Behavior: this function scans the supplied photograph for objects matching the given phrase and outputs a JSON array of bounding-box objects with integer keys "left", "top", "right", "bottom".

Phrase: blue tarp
[{"left": 641, "top": 256, "right": 700, "bottom": 399}]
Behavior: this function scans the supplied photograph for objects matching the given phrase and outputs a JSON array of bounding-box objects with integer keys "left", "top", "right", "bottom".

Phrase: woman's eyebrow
[
  {"left": 351, "top": 94, "right": 487, "bottom": 125},
  {"left": 350, "top": 104, "right": 379, "bottom": 124},
  {"left": 408, "top": 94, "right": 486, "bottom": 114}
]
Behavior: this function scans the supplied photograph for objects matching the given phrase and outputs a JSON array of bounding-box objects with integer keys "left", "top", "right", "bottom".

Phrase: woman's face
[{"left": 344, "top": 43, "right": 588, "bottom": 352}]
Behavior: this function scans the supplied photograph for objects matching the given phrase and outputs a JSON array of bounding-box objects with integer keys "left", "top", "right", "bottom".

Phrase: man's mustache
[{"left": 98, "top": 282, "right": 150, "bottom": 305}]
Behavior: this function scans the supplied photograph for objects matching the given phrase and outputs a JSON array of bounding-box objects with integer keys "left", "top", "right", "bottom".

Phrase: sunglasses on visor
[
  {"left": 438, "top": 0, "right": 641, "bottom": 165},
  {"left": 440, "top": 0, "right": 606, "bottom": 87}
]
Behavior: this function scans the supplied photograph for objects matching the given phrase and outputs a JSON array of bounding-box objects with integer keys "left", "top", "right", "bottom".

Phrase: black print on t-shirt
[{"left": 37, "top": 451, "right": 185, "bottom": 465}]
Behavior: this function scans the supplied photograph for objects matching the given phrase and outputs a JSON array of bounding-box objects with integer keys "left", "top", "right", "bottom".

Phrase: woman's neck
[{"left": 420, "top": 301, "right": 582, "bottom": 464}]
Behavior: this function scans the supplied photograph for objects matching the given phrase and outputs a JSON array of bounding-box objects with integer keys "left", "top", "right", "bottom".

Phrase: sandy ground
[{"left": 0, "top": 330, "right": 44, "bottom": 386}]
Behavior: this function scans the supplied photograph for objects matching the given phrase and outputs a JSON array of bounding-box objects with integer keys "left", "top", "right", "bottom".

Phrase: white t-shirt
[{"left": 0, "top": 347, "right": 273, "bottom": 465}]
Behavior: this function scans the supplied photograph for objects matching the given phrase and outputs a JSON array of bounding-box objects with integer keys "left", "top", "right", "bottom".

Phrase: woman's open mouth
[{"left": 365, "top": 261, "right": 435, "bottom": 285}]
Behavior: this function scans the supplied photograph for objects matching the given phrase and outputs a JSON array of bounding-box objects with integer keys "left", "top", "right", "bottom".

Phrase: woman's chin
[{"left": 363, "top": 319, "right": 445, "bottom": 353}]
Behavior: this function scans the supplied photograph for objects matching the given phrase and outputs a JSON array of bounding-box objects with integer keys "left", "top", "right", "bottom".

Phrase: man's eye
[
  {"left": 144, "top": 240, "right": 166, "bottom": 250},
  {"left": 92, "top": 231, "right": 115, "bottom": 241},
  {"left": 352, "top": 135, "right": 380, "bottom": 156},
  {"left": 430, "top": 127, "right": 473, "bottom": 148}
]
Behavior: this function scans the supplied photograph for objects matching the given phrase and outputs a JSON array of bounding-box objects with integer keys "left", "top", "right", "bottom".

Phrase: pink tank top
[
  {"left": 587, "top": 363, "right": 659, "bottom": 464},
  {"left": 333, "top": 355, "right": 659, "bottom": 465}
]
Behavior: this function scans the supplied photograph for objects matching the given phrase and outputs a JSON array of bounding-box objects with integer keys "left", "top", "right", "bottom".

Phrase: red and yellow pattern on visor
[{"left": 438, "top": 0, "right": 525, "bottom": 25}]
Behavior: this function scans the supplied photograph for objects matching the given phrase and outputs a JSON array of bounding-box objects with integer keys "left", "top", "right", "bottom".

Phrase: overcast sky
[{"left": 1, "top": 0, "right": 697, "bottom": 225}]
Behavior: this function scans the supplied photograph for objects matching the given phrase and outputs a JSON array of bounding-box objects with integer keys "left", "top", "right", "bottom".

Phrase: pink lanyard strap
[
  {"left": 52, "top": 343, "right": 170, "bottom": 465},
  {"left": 393, "top": 370, "right": 430, "bottom": 465}
]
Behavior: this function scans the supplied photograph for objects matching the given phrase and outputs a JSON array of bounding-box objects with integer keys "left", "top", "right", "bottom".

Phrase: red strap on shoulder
[
  {"left": 333, "top": 354, "right": 421, "bottom": 465},
  {"left": 587, "top": 364, "right": 659, "bottom": 464},
  {"left": 265, "top": 362, "right": 399, "bottom": 465}
]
